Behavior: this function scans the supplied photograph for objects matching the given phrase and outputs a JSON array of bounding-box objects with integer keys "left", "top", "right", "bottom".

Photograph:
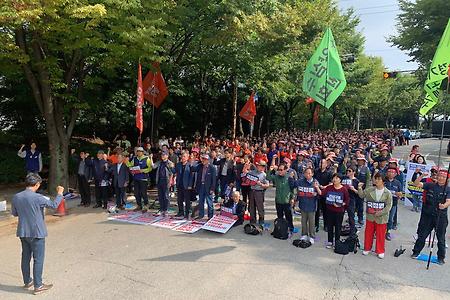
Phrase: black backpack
[
  {"left": 345, "top": 233, "right": 360, "bottom": 253},
  {"left": 271, "top": 218, "right": 289, "bottom": 240},
  {"left": 244, "top": 223, "right": 263, "bottom": 235},
  {"left": 334, "top": 234, "right": 360, "bottom": 255},
  {"left": 340, "top": 223, "right": 351, "bottom": 236}
]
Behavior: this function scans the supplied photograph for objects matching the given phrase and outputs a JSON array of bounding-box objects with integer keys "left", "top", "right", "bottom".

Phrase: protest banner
[
  {"left": 202, "top": 211, "right": 236, "bottom": 234},
  {"left": 172, "top": 220, "right": 206, "bottom": 234},
  {"left": 107, "top": 211, "right": 142, "bottom": 222},
  {"left": 151, "top": 217, "right": 187, "bottom": 229},
  {"left": 404, "top": 162, "right": 433, "bottom": 206},
  {"left": 126, "top": 213, "right": 163, "bottom": 225}
]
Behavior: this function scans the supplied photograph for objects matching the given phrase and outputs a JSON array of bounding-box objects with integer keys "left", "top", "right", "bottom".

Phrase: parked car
[{"left": 410, "top": 130, "right": 421, "bottom": 139}]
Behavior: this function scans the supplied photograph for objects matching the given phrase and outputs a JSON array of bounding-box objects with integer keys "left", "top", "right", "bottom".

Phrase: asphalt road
[
  {"left": 1, "top": 139, "right": 450, "bottom": 300},
  {"left": 395, "top": 138, "right": 450, "bottom": 168}
]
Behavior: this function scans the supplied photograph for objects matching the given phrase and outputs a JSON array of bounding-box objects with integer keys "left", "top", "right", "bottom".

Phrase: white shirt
[
  {"left": 375, "top": 188, "right": 384, "bottom": 201},
  {"left": 117, "top": 163, "right": 122, "bottom": 173}
]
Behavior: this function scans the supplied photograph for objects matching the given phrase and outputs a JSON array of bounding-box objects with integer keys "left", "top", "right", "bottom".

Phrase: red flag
[
  {"left": 306, "top": 97, "right": 315, "bottom": 104},
  {"left": 239, "top": 91, "right": 257, "bottom": 123},
  {"left": 136, "top": 63, "right": 144, "bottom": 134},
  {"left": 313, "top": 105, "right": 320, "bottom": 127},
  {"left": 143, "top": 63, "right": 168, "bottom": 108}
]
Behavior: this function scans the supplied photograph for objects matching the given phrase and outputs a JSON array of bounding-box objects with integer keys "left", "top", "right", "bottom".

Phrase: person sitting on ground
[{"left": 224, "top": 191, "right": 245, "bottom": 226}]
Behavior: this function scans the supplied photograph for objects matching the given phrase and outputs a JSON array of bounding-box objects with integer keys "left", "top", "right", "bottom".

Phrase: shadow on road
[
  {"left": 0, "top": 283, "right": 32, "bottom": 295},
  {"left": 140, "top": 246, "right": 236, "bottom": 262}
]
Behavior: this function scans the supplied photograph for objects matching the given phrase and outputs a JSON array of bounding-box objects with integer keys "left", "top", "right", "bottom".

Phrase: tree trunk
[
  {"left": 356, "top": 108, "right": 361, "bottom": 131},
  {"left": 47, "top": 126, "right": 69, "bottom": 192},
  {"left": 258, "top": 115, "right": 264, "bottom": 138},
  {"left": 231, "top": 75, "right": 238, "bottom": 139}
]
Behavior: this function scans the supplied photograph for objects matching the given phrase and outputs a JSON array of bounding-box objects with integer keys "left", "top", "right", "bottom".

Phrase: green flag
[
  {"left": 420, "top": 18, "right": 450, "bottom": 116},
  {"left": 302, "top": 28, "right": 346, "bottom": 109}
]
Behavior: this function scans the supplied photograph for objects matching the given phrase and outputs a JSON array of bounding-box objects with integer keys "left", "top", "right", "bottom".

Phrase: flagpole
[{"left": 151, "top": 104, "right": 155, "bottom": 144}]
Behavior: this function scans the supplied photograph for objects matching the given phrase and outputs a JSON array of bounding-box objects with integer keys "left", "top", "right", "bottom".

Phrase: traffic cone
[{"left": 53, "top": 198, "right": 67, "bottom": 217}]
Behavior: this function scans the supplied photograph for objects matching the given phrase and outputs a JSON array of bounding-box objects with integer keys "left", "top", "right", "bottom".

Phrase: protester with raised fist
[{"left": 11, "top": 174, "right": 64, "bottom": 295}]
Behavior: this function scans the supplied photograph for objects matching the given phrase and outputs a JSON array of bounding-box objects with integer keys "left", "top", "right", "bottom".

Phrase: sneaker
[
  {"left": 301, "top": 235, "right": 308, "bottom": 241},
  {"left": 33, "top": 284, "right": 53, "bottom": 295},
  {"left": 309, "top": 237, "right": 315, "bottom": 245},
  {"left": 393, "top": 225, "right": 398, "bottom": 230},
  {"left": 411, "top": 252, "right": 419, "bottom": 259},
  {"left": 362, "top": 250, "right": 369, "bottom": 256},
  {"left": 385, "top": 232, "right": 391, "bottom": 241},
  {"left": 133, "top": 206, "right": 142, "bottom": 212},
  {"left": 23, "top": 280, "right": 33, "bottom": 290},
  {"left": 378, "top": 253, "right": 385, "bottom": 259},
  {"left": 326, "top": 242, "right": 333, "bottom": 249},
  {"left": 437, "top": 258, "right": 445, "bottom": 265}
]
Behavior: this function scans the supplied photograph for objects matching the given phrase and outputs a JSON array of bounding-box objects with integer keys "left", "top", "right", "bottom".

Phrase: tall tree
[{"left": 0, "top": 0, "right": 168, "bottom": 191}]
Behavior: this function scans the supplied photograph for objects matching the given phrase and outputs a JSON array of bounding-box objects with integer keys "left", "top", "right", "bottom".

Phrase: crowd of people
[{"left": 16, "top": 129, "right": 450, "bottom": 267}]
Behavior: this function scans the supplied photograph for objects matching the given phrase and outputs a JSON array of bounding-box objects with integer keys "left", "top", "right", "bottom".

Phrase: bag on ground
[
  {"left": 271, "top": 218, "right": 289, "bottom": 240},
  {"left": 244, "top": 223, "right": 263, "bottom": 235}
]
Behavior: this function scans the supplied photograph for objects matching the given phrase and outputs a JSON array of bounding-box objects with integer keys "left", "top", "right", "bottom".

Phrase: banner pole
[{"left": 151, "top": 104, "right": 155, "bottom": 144}]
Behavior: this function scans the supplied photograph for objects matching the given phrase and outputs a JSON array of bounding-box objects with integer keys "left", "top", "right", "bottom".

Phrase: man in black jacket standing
[
  {"left": 71, "top": 149, "right": 92, "bottom": 207},
  {"left": 214, "top": 149, "right": 235, "bottom": 201},
  {"left": 110, "top": 153, "right": 129, "bottom": 210},
  {"left": 412, "top": 170, "right": 450, "bottom": 265}
]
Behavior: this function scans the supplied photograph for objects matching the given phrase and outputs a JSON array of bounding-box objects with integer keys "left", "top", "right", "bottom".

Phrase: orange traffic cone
[{"left": 53, "top": 198, "right": 67, "bottom": 217}]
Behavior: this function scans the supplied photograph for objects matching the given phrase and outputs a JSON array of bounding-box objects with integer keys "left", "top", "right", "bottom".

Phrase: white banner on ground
[
  {"left": 404, "top": 162, "right": 432, "bottom": 207},
  {"left": 202, "top": 214, "right": 236, "bottom": 234},
  {"left": 151, "top": 217, "right": 187, "bottom": 229},
  {"left": 126, "top": 213, "right": 163, "bottom": 225},
  {"left": 107, "top": 211, "right": 142, "bottom": 222},
  {"left": 172, "top": 220, "right": 206, "bottom": 234}
]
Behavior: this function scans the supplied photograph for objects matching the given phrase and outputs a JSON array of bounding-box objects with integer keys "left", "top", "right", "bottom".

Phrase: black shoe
[
  {"left": 77, "top": 203, "right": 85, "bottom": 207},
  {"left": 315, "top": 226, "right": 319, "bottom": 233},
  {"left": 438, "top": 258, "right": 445, "bottom": 265},
  {"left": 176, "top": 212, "right": 184, "bottom": 217},
  {"left": 93, "top": 204, "right": 101, "bottom": 208},
  {"left": 133, "top": 206, "right": 142, "bottom": 212},
  {"left": 102, "top": 206, "right": 107, "bottom": 209},
  {"left": 411, "top": 252, "right": 419, "bottom": 259}
]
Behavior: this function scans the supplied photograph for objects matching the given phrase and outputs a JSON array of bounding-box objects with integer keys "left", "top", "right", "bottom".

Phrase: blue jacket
[
  {"left": 195, "top": 163, "right": 217, "bottom": 193},
  {"left": 11, "top": 189, "right": 63, "bottom": 238},
  {"left": 25, "top": 150, "right": 40, "bottom": 172},
  {"left": 175, "top": 162, "right": 195, "bottom": 190},
  {"left": 289, "top": 177, "right": 318, "bottom": 212}
]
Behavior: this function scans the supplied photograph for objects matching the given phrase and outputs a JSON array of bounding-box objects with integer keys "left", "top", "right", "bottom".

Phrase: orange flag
[
  {"left": 136, "top": 63, "right": 144, "bottom": 134},
  {"left": 143, "top": 63, "right": 168, "bottom": 108},
  {"left": 239, "top": 91, "right": 257, "bottom": 124}
]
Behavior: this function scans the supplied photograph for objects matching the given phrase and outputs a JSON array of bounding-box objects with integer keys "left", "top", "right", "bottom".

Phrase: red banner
[
  {"left": 239, "top": 91, "right": 257, "bottom": 123},
  {"left": 143, "top": 63, "right": 168, "bottom": 108},
  {"left": 136, "top": 63, "right": 144, "bottom": 134}
]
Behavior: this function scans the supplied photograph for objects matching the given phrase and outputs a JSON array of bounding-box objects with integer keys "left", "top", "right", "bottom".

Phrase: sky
[{"left": 338, "top": 0, "right": 419, "bottom": 71}]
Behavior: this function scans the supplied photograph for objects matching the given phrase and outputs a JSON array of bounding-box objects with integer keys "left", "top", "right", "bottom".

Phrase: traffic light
[{"left": 383, "top": 71, "right": 398, "bottom": 79}]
